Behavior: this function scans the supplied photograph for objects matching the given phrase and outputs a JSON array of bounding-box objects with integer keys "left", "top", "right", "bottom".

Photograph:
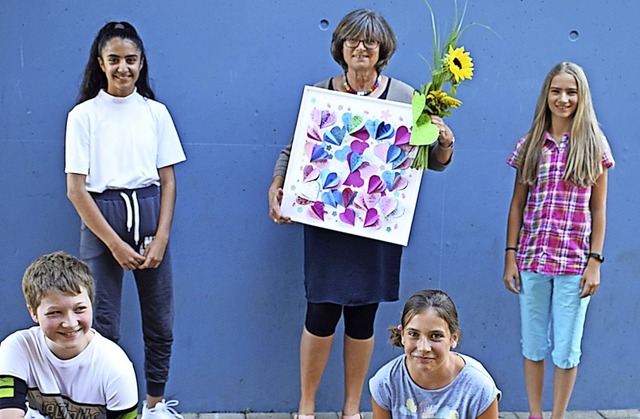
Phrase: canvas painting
[{"left": 281, "top": 85, "right": 424, "bottom": 246}]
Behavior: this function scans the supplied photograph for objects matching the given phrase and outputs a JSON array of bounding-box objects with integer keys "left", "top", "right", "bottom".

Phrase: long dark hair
[{"left": 77, "top": 21, "right": 154, "bottom": 104}]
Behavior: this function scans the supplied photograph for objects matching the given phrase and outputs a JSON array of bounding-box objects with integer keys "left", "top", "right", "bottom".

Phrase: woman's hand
[
  {"left": 269, "top": 176, "right": 292, "bottom": 225},
  {"left": 430, "top": 115, "right": 454, "bottom": 147}
]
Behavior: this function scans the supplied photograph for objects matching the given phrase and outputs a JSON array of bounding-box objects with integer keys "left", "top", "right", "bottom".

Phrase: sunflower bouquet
[{"left": 410, "top": 0, "right": 477, "bottom": 170}]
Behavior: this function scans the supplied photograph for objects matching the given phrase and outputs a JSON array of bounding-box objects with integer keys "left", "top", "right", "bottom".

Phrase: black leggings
[{"left": 304, "top": 302, "right": 379, "bottom": 340}]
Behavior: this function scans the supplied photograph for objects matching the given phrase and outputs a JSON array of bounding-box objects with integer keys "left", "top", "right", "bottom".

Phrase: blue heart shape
[
  {"left": 319, "top": 169, "right": 339, "bottom": 189},
  {"left": 365, "top": 119, "right": 380, "bottom": 139},
  {"left": 321, "top": 190, "right": 343, "bottom": 208},
  {"left": 391, "top": 151, "right": 408, "bottom": 169},
  {"left": 381, "top": 170, "right": 398, "bottom": 191},
  {"left": 324, "top": 125, "right": 347, "bottom": 146},
  {"left": 348, "top": 152, "right": 364, "bottom": 173},
  {"left": 375, "top": 122, "right": 395, "bottom": 141},
  {"left": 386, "top": 145, "right": 402, "bottom": 164},
  {"left": 333, "top": 146, "right": 350, "bottom": 162},
  {"left": 311, "top": 145, "right": 329, "bottom": 162}
]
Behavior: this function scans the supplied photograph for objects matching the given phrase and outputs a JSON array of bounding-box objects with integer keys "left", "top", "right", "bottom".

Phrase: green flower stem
[{"left": 411, "top": 143, "right": 431, "bottom": 170}]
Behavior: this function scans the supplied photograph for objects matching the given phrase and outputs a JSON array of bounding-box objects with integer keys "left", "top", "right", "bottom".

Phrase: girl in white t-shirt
[{"left": 65, "top": 21, "right": 185, "bottom": 419}]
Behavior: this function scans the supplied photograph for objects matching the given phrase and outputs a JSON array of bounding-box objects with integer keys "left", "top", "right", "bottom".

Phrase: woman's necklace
[{"left": 343, "top": 73, "right": 381, "bottom": 96}]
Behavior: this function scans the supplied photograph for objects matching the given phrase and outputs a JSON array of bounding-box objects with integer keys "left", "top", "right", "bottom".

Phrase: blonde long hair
[{"left": 517, "top": 62, "right": 604, "bottom": 187}]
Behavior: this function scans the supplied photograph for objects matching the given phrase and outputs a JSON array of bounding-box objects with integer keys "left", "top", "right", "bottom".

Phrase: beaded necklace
[{"left": 343, "top": 73, "right": 381, "bottom": 96}]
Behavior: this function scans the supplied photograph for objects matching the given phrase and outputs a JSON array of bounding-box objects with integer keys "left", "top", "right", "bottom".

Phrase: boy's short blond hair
[{"left": 22, "top": 251, "right": 95, "bottom": 310}]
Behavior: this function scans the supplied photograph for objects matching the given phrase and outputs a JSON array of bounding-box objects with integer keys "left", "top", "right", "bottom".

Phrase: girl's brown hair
[{"left": 389, "top": 290, "right": 461, "bottom": 347}]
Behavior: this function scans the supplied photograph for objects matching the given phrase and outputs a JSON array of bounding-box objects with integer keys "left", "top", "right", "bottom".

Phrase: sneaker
[{"left": 141, "top": 399, "right": 183, "bottom": 419}]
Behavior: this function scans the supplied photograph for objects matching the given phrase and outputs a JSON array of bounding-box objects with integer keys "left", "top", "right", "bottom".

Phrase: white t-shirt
[
  {"left": 65, "top": 89, "right": 186, "bottom": 193},
  {"left": 0, "top": 326, "right": 138, "bottom": 418}
]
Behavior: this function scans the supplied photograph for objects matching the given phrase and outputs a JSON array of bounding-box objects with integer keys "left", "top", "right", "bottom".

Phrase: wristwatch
[
  {"left": 588, "top": 253, "right": 605, "bottom": 263},
  {"left": 438, "top": 136, "right": 455, "bottom": 150}
]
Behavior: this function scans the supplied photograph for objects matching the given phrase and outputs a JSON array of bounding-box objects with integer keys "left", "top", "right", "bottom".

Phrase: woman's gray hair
[{"left": 330, "top": 9, "right": 397, "bottom": 73}]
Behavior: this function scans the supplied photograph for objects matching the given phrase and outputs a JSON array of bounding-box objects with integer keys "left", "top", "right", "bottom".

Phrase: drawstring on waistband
[{"left": 119, "top": 191, "right": 140, "bottom": 246}]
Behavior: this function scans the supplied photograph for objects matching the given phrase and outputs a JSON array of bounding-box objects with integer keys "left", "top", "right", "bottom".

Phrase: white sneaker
[{"left": 141, "top": 399, "right": 183, "bottom": 419}]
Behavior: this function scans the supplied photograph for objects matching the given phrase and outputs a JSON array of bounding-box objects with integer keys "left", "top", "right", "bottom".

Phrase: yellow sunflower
[{"left": 447, "top": 45, "right": 474, "bottom": 83}]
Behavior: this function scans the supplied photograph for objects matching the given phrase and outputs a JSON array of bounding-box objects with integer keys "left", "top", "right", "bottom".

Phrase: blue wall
[{"left": 1, "top": 0, "right": 638, "bottom": 413}]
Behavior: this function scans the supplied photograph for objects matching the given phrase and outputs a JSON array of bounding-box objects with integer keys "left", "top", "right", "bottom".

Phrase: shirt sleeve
[
  {"left": 368, "top": 364, "right": 393, "bottom": 411},
  {"left": 100, "top": 338, "right": 139, "bottom": 414},
  {"left": 273, "top": 138, "right": 293, "bottom": 178},
  {"left": 600, "top": 135, "right": 615, "bottom": 169},
  {"left": 0, "top": 375, "right": 28, "bottom": 412},
  {"left": 0, "top": 334, "right": 30, "bottom": 411},
  {"left": 155, "top": 103, "right": 186, "bottom": 169},
  {"left": 64, "top": 108, "right": 91, "bottom": 175},
  {"left": 507, "top": 136, "right": 527, "bottom": 168}
]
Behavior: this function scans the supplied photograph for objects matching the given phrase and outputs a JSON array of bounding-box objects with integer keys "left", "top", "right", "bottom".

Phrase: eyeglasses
[{"left": 344, "top": 38, "right": 380, "bottom": 49}]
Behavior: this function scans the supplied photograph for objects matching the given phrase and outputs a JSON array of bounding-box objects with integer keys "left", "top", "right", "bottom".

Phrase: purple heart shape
[
  {"left": 364, "top": 208, "right": 379, "bottom": 227},
  {"left": 367, "top": 175, "right": 385, "bottom": 195},
  {"left": 350, "top": 140, "right": 369, "bottom": 154},
  {"left": 344, "top": 170, "right": 364, "bottom": 187},
  {"left": 394, "top": 125, "right": 411, "bottom": 145},
  {"left": 311, "top": 201, "right": 325, "bottom": 221},
  {"left": 339, "top": 208, "right": 355, "bottom": 226}
]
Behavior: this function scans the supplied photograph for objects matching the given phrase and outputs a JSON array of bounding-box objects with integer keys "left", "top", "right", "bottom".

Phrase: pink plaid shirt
[{"left": 507, "top": 132, "right": 615, "bottom": 275}]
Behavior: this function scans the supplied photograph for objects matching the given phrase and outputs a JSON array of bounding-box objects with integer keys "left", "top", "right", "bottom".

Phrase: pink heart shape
[
  {"left": 312, "top": 108, "right": 337, "bottom": 129},
  {"left": 394, "top": 158, "right": 412, "bottom": 170},
  {"left": 374, "top": 143, "right": 389, "bottom": 162},
  {"left": 391, "top": 175, "right": 408, "bottom": 191},
  {"left": 359, "top": 162, "right": 376, "bottom": 179},
  {"left": 355, "top": 193, "right": 381, "bottom": 210},
  {"left": 307, "top": 125, "right": 321, "bottom": 141},
  {"left": 366, "top": 193, "right": 381, "bottom": 208},
  {"left": 379, "top": 196, "right": 398, "bottom": 217},
  {"left": 339, "top": 208, "right": 355, "bottom": 226},
  {"left": 303, "top": 165, "right": 320, "bottom": 182}
]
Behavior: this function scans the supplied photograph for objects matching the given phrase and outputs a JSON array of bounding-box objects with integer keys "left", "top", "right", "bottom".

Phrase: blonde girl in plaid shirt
[{"left": 503, "top": 62, "right": 614, "bottom": 419}]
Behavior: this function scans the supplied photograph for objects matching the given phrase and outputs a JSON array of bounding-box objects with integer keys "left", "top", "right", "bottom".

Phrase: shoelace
[{"left": 150, "top": 399, "right": 183, "bottom": 419}]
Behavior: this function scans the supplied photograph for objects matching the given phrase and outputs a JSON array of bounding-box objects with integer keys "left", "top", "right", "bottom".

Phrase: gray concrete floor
[{"left": 177, "top": 410, "right": 640, "bottom": 419}]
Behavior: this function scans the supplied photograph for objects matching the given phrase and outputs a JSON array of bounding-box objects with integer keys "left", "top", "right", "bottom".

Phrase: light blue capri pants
[{"left": 519, "top": 271, "right": 590, "bottom": 369}]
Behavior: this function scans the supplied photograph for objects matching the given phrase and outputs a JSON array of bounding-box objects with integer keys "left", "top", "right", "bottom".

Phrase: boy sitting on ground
[{"left": 0, "top": 251, "right": 138, "bottom": 419}]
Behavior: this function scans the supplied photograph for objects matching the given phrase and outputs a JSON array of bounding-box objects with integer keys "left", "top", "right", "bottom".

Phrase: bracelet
[
  {"left": 505, "top": 246, "right": 517, "bottom": 252},
  {"left": 588, "top": 252, "right": 605, "bottom": 263},
  {"left": 437, "top": 136, "right": 455, "bottom": 150}
]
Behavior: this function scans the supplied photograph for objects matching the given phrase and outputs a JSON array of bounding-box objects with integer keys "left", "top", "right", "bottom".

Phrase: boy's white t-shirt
[
  {"left": 65, "top": 89, "right": 186, "bottom": 193},
  {"left": 0, "top": 326, "right": 138, "bottom": 418}
]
